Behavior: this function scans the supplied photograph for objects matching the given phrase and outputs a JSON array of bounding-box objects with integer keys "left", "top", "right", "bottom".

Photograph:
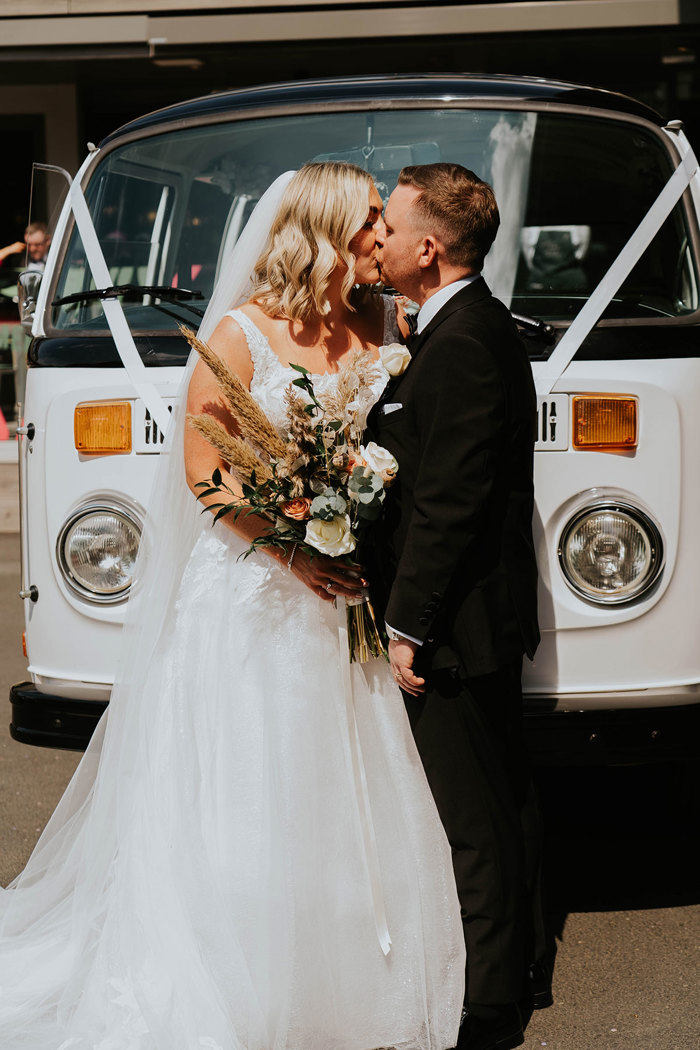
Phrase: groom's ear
[{"left": 418, "top": 235, "right": 439, "bottom": 269}]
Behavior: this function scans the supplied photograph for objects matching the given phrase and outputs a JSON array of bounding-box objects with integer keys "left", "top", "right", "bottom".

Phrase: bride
[{"left": 0, "top": 162, "right": 465, "bottom": 1050}]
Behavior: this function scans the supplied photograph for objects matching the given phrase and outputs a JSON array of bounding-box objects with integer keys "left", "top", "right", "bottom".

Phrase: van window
[
  {"left": 50, "top": 108, "right": 697, "bottom": 334},
  {"left": 515, "top": 113, "right": 697, "bottom": 320}
]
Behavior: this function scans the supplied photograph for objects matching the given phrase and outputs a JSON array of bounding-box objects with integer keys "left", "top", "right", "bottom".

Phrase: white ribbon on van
[
  {"left": 68, "top": 175, "right": 173, "bottom": 435},
  {"left": 535, "top": 146, "right": 699, "bottom": 396}
]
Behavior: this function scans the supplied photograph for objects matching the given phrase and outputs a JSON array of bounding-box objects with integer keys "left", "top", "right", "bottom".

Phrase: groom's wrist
[{"left": 385, "top": 623, "right": 423, "bottom": 647}]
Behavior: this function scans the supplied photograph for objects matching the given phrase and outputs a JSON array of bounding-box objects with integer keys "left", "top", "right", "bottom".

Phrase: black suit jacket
[{"left": 369, "top": 278, "right": 540, "bottom": 677}]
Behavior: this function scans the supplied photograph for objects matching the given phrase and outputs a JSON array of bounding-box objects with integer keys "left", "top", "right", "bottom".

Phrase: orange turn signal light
[
  {"left": 74, "top": 400, "right": 132, "bottom": 454},
  {"left": 572, "top": 395, "right": 638, "bottom": 451},
  {"left": 22, "top": 631, "right": 27, "bottom": 658}
]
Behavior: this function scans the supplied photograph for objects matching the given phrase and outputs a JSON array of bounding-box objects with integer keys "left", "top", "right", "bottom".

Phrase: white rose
[
  {"left": 360, "top": 441, "right": 399, "bottom": 484},
  {"left": 379, "top": 342, "right": 411, "bottom": 377},
  {"left": 305, "top": 514, "right": 356, "bottom": 557}
]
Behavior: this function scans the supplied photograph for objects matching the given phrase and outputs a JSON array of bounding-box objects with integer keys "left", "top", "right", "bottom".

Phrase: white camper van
[{"left": 11, "top": 75, "right": 700, "bottom": 762}]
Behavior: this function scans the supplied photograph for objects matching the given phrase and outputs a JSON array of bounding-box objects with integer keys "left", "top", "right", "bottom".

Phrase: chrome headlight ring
[
  {"left": 558, "top": 500, "right": 663, "bottom": 605},
  {"left": 56, "top": 501, "right": 143, "bottom": 605}
]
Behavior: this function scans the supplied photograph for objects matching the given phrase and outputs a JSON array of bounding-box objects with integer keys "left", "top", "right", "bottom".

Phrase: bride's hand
[{"left": 289, "top": 549, "right": 367, "bottom": 602}]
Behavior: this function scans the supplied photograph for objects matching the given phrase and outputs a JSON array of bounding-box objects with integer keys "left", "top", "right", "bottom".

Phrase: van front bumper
[
  {"left": 524, "top": 701, "right": 700, "bottom": 765},
  {"left": 10, "top": 680, "right": 700, "bottom": 763},
  {"left": 10, "top": 682, "right": 108, "bottom": 750}
]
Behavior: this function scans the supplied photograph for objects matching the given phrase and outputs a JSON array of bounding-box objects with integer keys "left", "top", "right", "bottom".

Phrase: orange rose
[
  {"left": 346, "top": 452, "right": 367, "bottom": 474},
  {"left": 280, "top": 497, "right": 312, "bottom": 521}
]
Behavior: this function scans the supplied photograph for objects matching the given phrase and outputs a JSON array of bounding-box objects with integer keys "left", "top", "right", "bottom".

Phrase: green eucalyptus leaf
[{"left": 213, "top": 503, "right": 237, "bottom": 523}]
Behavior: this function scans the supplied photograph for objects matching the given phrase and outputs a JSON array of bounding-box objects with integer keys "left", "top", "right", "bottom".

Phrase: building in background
[{"left": 1, "top": 0, "right": 700, "bottom": 247}]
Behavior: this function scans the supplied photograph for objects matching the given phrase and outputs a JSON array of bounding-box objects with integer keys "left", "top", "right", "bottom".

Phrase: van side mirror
[{"left": 17, "top": 270, "right": 42, "bottom": 332}]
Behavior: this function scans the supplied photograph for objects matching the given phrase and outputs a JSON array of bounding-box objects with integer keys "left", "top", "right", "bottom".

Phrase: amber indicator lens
[
  {"left": 572, "top": 396, "right": 637, "bottom": 450},
  {"left": 22, "top": 631, "right": 27, "bottom": 658},
  {"left": 74, "top": 401, "right": 132, "bottom": 453}
]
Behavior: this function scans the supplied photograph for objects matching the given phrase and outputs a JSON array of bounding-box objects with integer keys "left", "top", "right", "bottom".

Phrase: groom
[{"left": 371, "top": 163, "right": 543, "bottom": 1050}]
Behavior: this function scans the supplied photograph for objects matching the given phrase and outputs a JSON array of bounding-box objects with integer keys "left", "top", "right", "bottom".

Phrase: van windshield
[{"left": 51, "top": 107, "right": 697, "bottom": 334}]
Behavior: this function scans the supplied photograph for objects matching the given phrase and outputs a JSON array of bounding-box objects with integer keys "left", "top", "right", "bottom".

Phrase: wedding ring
[{"left": 325, "top": 582, "right": 334, "bottom": 593}]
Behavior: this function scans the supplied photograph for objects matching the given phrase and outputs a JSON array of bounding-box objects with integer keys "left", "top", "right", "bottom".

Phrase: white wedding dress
[{"left": 0, "top": 303, "right": 465, "bottom": 1050}]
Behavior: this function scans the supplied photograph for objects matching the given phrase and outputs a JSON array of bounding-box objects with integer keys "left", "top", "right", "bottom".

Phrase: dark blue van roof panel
[{"left": 100, "top": 74, "right": 664, "bottom": 146}]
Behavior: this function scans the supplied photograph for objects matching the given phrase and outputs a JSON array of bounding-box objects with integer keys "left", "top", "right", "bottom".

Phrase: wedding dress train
[{"left": 0, "top": 303, "right": 465, "bottom": 1050}]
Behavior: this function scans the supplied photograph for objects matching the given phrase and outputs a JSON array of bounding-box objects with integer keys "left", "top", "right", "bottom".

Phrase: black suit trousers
[{"left": 403, "top": 658, "right": 544, "bottom": 1006}]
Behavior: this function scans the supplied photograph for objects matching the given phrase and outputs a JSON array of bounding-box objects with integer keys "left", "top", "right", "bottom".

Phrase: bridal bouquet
[{"left": 181, "top": 326, "right": 397, "bottom": 663}]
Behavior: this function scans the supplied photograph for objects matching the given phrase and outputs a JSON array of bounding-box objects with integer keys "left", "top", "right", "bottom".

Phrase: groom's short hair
[{"left": 398, "top": 163, "right": 499, "bottom": 270}]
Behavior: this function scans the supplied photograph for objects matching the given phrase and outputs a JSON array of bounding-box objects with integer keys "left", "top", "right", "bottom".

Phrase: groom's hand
[{"left": 388, "top": 638, "right": 425, "bottom": 696}]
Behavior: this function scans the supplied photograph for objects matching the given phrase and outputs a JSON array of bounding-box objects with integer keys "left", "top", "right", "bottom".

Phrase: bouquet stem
[{"left": 346, "top": 594, "right": 387, "bottom": 663}]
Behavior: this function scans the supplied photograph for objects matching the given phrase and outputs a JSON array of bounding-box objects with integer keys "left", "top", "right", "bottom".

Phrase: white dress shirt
[
  {"left": 386, "top": 274, "right": 481, "bottom": 647},
  {"left": 415, "top": 274, "right": 481, "bottom": 333}
]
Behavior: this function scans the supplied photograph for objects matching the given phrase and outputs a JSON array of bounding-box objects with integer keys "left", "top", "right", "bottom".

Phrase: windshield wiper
[
  {"left": 53, "top": 284, "right": 204, "bottom": 309},
  {"left": 511, "top": 311, "right": 556, "bottom": 345}
]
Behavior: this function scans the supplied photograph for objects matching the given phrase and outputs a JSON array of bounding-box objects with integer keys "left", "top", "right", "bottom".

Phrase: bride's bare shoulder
[{"left": 196, "top": 313, "right": 255, "bottom": 391}]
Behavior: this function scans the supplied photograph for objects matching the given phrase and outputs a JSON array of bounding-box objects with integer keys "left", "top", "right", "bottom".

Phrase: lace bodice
[{"left": 226, "top": 296, "right": 399, "bottom": 430}]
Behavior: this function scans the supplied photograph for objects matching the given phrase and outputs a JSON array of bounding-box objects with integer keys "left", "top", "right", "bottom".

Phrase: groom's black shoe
[
  {"left": 456, "top": 1004, "right": 524, "bottom": 1050},
  {"left": 526, "top": 959, "right": 553, "bottom": 1010}
]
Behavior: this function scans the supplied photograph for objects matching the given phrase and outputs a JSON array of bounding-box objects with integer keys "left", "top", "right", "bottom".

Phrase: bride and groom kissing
[{"left": 0, "top": 161, "right": 544, "bottom": 1050}]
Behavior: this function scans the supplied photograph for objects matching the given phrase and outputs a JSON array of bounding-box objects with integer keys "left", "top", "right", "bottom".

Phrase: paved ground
[
  {"left": 525, "top": 762, "right": 700, "bottom": 1049},
  {"left": 1, "top": 532, "right": 699, "bottom": 1049},
  {"left": 0, "top": 533, "right": 80, "bottom": 878},
  {"left": 0, "top": 445, "right": 20, "bottom": 532}
]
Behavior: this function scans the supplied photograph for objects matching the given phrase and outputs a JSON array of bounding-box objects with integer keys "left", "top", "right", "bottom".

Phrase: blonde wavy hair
[{"left": 250, "top": 162, "right": 375, "bottom": 321}]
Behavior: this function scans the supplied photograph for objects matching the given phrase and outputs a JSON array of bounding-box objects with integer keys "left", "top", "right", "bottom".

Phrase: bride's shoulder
[{"left": 199, "top": 312, "right": 256, "bottom": 390}]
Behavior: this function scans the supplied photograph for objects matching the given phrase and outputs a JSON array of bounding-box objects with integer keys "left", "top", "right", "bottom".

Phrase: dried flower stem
[
  {"left": 187, "top": 413, "right": 272, "bottom": 484},
  {"left": 317, "top": 349, "right": 383, "bottom": 427}
]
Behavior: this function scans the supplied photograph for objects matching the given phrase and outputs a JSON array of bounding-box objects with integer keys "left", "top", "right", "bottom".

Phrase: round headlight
[
  {"left": 57, "top": 504, "right": 142, "bottom": 603},
  {"left": 558, "top": 502, "right": 663, "bottom": 604}
]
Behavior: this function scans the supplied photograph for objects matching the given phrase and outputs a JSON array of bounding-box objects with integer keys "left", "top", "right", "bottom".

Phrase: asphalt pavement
[
  {"left": 0, "top": 533, "right": 81, "bottom": 882},
  {"left": 0, "top": 532, "right": 698, "bottom": 1049}
]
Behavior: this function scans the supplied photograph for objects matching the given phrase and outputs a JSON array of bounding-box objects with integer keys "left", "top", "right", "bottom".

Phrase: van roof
[{"left": 100, "top": 73, "right": 664, "bottom": 146}]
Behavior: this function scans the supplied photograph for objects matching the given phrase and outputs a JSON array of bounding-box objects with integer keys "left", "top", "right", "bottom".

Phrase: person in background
[{"left": 0, "top": 222, "right": 51, "bottom": 272}]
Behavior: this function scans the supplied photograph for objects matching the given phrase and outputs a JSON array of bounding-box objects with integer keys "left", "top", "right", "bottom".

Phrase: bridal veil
[{"left": 0, "top": 169, "right": 465, "bottom": 1050}]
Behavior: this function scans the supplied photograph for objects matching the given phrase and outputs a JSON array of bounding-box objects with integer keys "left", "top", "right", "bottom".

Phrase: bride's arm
[
  {"left": 183, "top": 317, "right": 365, "bottom": 602},
  {"left": 184, "top": 315, "right": 253, "bottom": 510}
]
